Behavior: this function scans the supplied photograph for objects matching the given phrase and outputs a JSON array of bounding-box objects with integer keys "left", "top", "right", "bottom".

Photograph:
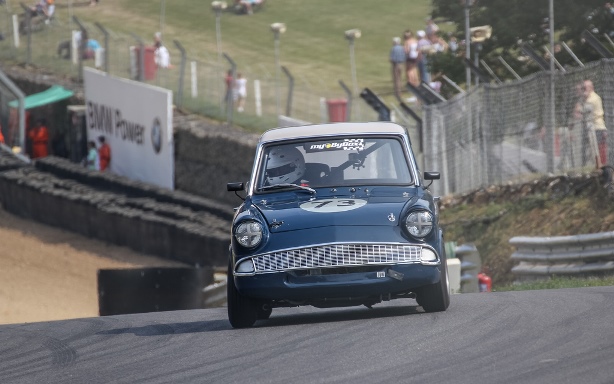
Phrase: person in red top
[
  {"left": 98, "top": 135, "right": 111, "bottom": 171},
  {"left": 28, "top": 118, "right": 49, "bottom": 159}
]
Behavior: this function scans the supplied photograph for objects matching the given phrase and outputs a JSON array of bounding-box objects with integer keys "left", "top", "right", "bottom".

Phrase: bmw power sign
[
  {"left": 84, "top": 67, "right": 174, "bottom": 189},
  {"left": 151, "top": 117, "right": 162, "bottom": 154}
]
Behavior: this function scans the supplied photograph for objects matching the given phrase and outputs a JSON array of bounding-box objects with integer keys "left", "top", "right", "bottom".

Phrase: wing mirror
[
  {"left": 423, "top": 171, "right": 440, "bottom": 189},
  {"left": 227, "top": 182, "right": 245, "bottom": 201}
]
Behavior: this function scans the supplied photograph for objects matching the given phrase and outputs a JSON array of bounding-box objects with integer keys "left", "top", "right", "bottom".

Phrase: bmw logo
[{"left": 151, "top": 118, "right": 162, "bottom": 154}]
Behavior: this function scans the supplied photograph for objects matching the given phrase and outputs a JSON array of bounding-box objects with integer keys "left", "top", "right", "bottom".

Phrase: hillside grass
[
  {"left": 441, "top": 183, "right": 614, "bottom": 289},
  {"left": 496, "top": 275, "right": 614, "bottom": 292},
  {"left": 52, "top": 0, "right": 438, "bottom": 96}
]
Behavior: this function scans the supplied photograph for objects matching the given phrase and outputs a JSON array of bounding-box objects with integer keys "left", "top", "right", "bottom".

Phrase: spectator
[
  {"left": 234, "top": 72, "right": 247, "bottom": 112},
  {"left": 43, "top": 0, "right": 54, "bottom": 23},
  {"left": 582, "top": 79, "right": 608, "bottom": 168},
  {"left": 236, "top": 0, "right": 263, "bottom": 15},
  {"left": 29, "top": 0, "right": 46, "bottom": 16},
  {"left": 85, "top": 141, "right": 100, "bottom": 170},
  {"left": 84, "top": 38, "right": 101, "bottom": 60},
  {"left": 153, "top": 33, "right": 171, "bottom": 69},
  {"left": 0, "top": 123, "right": 5, "bottom": 145},
  {"left": 425, "top": 17, "right": 439, "bottom": 39},
  {"left": 389, "top": 36, "right": 406, "bottom": 98},
  {"left": 98, "top": 135, "right": 111, "bottom": 171},
  {"left": 448, "top": 35, "right": 458, "bottom": 53},
  {"left": 430, "top": 31, "right": 448, "bottom": 54},
  {"left": 403, "top": 30, "right": 420, "bottom": 87},
  {"left": 27, "top": 118, "right": 49, "bottom": 159},
  {"left": 416, "top": 30, "right": 431, "bottom": 83}
]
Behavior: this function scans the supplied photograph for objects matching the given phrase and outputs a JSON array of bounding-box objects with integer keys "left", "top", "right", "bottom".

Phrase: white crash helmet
[{"left": 265, "top": 146, "right": 306, "bottom": 185}]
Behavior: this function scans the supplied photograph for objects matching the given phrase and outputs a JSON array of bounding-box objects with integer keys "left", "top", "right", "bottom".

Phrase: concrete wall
[{"left": 172, "top": 114, "right": 258, "bottom": 206}]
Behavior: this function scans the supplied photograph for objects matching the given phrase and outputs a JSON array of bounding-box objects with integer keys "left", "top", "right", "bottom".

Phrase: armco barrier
[
  {"left": 510, "top": 233, "right": 614, "bottom": 281},
  {"left": 456, "top": 243, "right": 481, "bottom": 293}
]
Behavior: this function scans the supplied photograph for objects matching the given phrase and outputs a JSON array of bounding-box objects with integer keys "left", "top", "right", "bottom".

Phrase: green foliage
[
  {"left": 441, "top": 186, "right": 614, "bottom": 288},
  {"left": 496, "top": 275, "right": 614, "bottom": 291},
  {"left": 430, "top": 0, "right": 614, "bottom": 84}
]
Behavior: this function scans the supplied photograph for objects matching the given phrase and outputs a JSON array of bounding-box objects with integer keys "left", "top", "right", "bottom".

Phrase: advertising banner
[{"left": 83, "top": 67, "right": 174, "bottom": 189}]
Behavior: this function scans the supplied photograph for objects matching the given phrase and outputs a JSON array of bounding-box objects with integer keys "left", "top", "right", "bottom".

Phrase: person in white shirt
[
  {"left": 154, "top": 41, "right": 171, "bottom": 69},
  {"left": 234, "top": 73, "right": 247, "bottom": 112}
]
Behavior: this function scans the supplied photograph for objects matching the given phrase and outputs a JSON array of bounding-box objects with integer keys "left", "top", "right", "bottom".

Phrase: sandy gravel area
[{"left": 0, "top": 206, "right": 187, "bottom": 325}]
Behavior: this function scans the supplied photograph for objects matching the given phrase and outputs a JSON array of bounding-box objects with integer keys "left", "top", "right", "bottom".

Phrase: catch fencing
[
  {"left": 3, "top": 2, "right": 613, "bottom": 200},
  {"left": 424, "top": 60, "right": 614, "bottom": 197},
  {"left": 510, "top": 232, "right": 614, "bottom": 281},
  {"left": 0, "top": 2, "right": 380, "bottom": 150}
]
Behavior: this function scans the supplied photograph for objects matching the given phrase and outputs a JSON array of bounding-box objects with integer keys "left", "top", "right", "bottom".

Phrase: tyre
[
  {"left": 416, "top": 250, "right": 450, "bottom": 313},
  {"left": 227, "top": 262, "right": 258, "bottom": 328}
]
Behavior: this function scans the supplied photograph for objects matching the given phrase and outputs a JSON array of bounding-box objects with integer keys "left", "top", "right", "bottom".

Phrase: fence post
[
  {"left": 72, "top": 16, "right": 89, "bottom": 83},
  {"left": 456, "top": 243, "right": 481, "bottom": 293},
  {"left": 129, "top": 33, "right": 145, "bottom": 82},
  {"left": 222, "top": 53, "right": 236, "bottom": 125},
  {"left": 281, "top": 66, "right": 294, "bottom": 117},
  {"left": 94, "top": 22, "right": 109, "bottom": 73},
  {"left": 19, "top": 3, "right": 32, "bottom": 66},
  {"left": 338, "top": 80, "right": 352, "bottom": 122},
  {"left": 173, "top": 40, "right": 187, "bottom": 108}
]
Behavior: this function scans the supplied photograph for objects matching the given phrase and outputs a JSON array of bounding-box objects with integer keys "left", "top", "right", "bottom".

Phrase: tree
[{"left": 430, "top": 0, "right": 612, "bottom": 86}]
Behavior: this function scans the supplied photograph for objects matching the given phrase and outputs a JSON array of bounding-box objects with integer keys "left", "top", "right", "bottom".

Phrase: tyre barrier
[
  {"left": 0, "top": 145, "right": 28, "bottom": 172},
  {"left": 34, "top": 156, "right": 235, "bottom": 222},
  {"left": 456, "top": 243, "right": 481, "bottom": 293},
  {"left": 0, "top": 166, "right": 231, "bottom": 266},
  {"left": 510, "top": 232, "right": 614, "bottom": 281},
  {"left": 98, "top": 267, "right": 214, "bottom": 316}
]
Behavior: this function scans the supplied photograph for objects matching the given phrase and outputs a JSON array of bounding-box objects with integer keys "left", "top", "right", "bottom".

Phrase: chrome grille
[{"left": 252, "top": 244, "right": 422, "bottom": 273}]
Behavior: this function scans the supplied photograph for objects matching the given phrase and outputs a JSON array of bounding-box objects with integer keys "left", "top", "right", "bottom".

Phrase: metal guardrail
[
  {"left": 456, "top": 243, "right": 481, "bottom": 293},
  {"left": 510, "top": 232, "right": 614, "bottom": 280}
]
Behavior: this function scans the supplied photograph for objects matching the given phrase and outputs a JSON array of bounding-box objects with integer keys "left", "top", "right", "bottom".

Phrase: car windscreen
[{"left": 256, "top": 137, "right": 413, "bottom": 190}]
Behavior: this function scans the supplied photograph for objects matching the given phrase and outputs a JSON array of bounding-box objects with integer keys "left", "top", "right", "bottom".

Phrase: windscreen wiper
[{"left": 259, "top": 183, "right": 316, "bottom": 194}]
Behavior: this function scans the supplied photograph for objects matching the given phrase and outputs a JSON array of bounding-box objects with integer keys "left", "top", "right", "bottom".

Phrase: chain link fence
[
  {"left": 5, "top": 3, "right": 611, "bottom": 199},
  {"left": 424, "top": 60, "right": 614, "bottom": 197}
]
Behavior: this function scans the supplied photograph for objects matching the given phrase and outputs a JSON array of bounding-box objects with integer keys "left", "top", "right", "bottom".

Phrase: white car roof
[{"left": 259, "top": 122, "right": 408, "bottom": 143}]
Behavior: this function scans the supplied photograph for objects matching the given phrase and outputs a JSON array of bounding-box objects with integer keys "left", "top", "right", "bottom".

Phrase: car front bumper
[{"left": 234, "top": 262, "right": 443, "bottom": 302}]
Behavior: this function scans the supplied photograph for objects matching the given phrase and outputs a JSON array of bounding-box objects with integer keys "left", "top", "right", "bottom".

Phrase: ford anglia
[{"left": 226, "top": 122, "right": 449, "bottom": 328}]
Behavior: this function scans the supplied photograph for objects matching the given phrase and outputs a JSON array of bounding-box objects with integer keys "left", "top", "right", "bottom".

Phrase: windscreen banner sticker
[
  {"left": 300, "top": 198, "right": 367, "bottom": 213},
  {"left": 305, "top": 139, "right": 365, "bottom": 153}
]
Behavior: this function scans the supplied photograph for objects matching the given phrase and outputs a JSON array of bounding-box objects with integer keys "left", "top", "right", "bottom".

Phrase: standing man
[
  {"left": 98, "top": 135, "right": 111, "bottom": 171},
  {"left": 28, "top": 118, "right": 49, "bottom": 159},
  {"left": 86, "top": 141, "right": 100, "bottom": 171},
  {"left": 389, "top": 37, "right": 406, "bottom": 98},
  {"left": 582, "top": 79, "right": 608, "bottom": 168},
  {"left": 416, "top": 30, "right": 431, "bottom": 84}
]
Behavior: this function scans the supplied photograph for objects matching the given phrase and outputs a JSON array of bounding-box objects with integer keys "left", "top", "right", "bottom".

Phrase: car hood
[{"left": 252, "top": 188, "right": 420, "bottom": 232}]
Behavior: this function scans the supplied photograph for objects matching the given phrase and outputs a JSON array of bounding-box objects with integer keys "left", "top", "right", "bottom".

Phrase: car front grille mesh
[{"left": 252, "top": 244, "right": 422, "bottom": 273}]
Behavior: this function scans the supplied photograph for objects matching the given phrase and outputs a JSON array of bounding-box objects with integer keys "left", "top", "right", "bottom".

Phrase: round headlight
[
  {"left": 405, "top": 211, "right": 433, "bottom": 238},
  {"left": 234, "top": 221, "right": 263, "bottom": 248}
]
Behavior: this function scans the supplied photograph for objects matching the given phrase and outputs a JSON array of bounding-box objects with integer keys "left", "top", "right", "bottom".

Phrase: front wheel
[
  {"left": 416, "top": 259, "right": 450, "bottom": 313},
  {"left": 227, "top": 262, "right": 259, "bottom": 328}
]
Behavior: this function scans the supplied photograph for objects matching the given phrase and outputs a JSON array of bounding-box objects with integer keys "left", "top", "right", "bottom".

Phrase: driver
[{"left": 265, "top": 146, "right": 306, "bottom": 185}]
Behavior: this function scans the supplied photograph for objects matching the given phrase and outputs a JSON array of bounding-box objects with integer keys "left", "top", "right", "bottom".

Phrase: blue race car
[{"left": 226, "top": 122, "right": 449, "bottom": 328}]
